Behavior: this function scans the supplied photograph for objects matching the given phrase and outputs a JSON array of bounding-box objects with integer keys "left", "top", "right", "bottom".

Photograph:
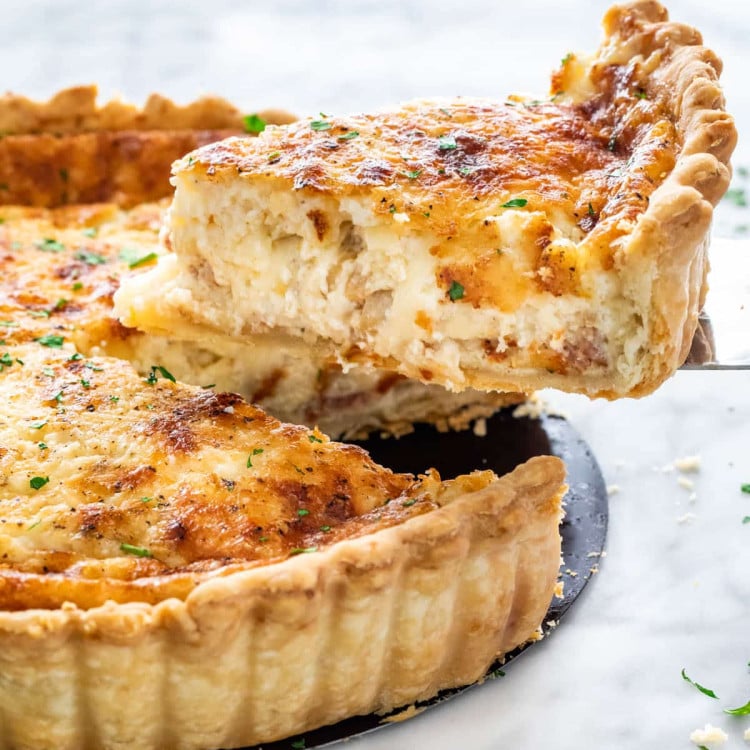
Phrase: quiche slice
[
  {"left": 0, "top": 324, "right": 565, "bottom": 747},
  {"left": 116, "top": 0, "right": 736, "bottom": 398}
]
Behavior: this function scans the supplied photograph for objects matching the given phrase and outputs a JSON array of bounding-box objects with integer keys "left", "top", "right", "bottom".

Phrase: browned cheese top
[{"left": 179, "top": 55, "right": 678, "bottom": 278}]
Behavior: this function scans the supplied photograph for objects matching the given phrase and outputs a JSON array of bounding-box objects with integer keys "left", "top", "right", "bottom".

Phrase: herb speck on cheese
[
  {"left": 243, "top": 114, "right": 266, "bottom": 134},
  {"left": 448, "top": 280, "right": 465, "bottom": 301}
]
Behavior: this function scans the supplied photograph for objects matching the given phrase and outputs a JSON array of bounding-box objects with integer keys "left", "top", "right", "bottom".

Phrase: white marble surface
[{"left": 1, "top": 1, "right": 748, "bottom": 748}]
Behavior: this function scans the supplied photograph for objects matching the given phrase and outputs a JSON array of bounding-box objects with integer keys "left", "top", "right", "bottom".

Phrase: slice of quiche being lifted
[{"left": 116, "top": 0, "right": 736, "bottom": 399}]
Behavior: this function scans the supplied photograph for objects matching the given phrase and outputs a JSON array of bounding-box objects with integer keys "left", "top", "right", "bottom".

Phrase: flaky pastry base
[{"left": 0, "top": 457, "right": 564, "bottom": 750}]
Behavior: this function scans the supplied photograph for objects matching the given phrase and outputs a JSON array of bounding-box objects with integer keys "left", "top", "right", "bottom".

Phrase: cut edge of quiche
[{"left": 116, "top": 0, "right": 736, "bottom": 399}]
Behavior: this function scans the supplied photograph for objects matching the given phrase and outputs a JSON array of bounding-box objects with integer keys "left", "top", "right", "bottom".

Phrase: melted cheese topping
[{"left": 0, "top": 339, "right": 485, "bottom": 610}]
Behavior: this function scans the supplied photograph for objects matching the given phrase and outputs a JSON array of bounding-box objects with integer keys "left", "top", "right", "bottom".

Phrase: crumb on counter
[
  {"left": 678, "top": 476, "right": 696, "bottom": 491},
  {"left": 606, "top": 484, "right": 621, "bottom": 496},
  {"left": 689, "top": 724, "right": 729, "bottom": 746},
  {"left": 676, "top": 512, "right": 697, "bottom": 525},
  {"left": 675, "top": 455, "right": 701, "bottom": 473}
]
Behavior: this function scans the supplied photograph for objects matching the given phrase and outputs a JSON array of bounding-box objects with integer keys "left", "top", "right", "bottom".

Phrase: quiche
[
  {"left": 0, "top": 89, "right": 515, "bottom": 439},
  {"left": 116, "top": 0, "right": 736, "bottom": 399},
  {"left": 0, "top": 330, "right": 565, "bottom": 747}
]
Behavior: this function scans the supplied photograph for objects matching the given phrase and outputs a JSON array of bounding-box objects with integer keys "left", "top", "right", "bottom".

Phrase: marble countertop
[{"left": 1, "top": 0, "right": 748, "bottom": 747}]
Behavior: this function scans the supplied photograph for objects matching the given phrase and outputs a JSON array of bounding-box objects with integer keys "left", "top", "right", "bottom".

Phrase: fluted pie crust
[{"left": 0, "top": 454, "right": 563, "bottom": 749}]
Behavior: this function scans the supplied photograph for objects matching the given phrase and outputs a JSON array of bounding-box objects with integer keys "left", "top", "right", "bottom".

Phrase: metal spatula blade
[{"left": 681, "top": 237, "right": 749, "bottom": 370}]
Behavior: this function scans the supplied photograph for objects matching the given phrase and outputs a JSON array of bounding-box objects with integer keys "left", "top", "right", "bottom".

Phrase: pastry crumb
[
  {"left": 677, "top": 512, "right": 697, "bottom": 525},
  {"left": 554, "top": 581, "right": 565, "bottom": 598},
  {"left": 689, "top": 724, "right": 728, "bottom": 746},
  {"left": 473, "top": 418, "right": 487, "bottom": 437},
  {"left": 511, "top": 395, "right": 569, "bottom": 421},
  {"left": 678, "top": 476, "right": 695, "bottom": 490},
  {"left": 545, "top": 619, "right": 558, "bottom": 629},
  {"left": 606, "top": 484, "right": 621, "bottom": 496},
  {"left": 675, "top": 455, "right": 701, "bottom": 472},
  {"left": 381, "top": 704, "right": 425, "bottom": 723},
  {"left": 743, "top": 727, "right": 750, "bottom": 741}
]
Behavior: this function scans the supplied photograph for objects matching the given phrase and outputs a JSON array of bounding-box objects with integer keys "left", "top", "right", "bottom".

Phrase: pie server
[{"left": 682, "top": 237, "right": 750, "bottom": 370}]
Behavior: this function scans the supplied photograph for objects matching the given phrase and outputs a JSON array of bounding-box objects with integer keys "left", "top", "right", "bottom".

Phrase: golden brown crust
[
  {"left": 0, "top": 85, "right": 295, "bottom": 208},
  {"left": 159, "top": 0, "right": 735, "bottom": 399},
  {"left": 0, "top": 456, "right": 564, "bottom": 749}
]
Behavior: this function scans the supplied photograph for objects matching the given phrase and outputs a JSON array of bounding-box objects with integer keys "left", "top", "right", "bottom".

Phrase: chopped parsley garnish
[
  {"left": 0, "top": 321, "right": 18, "bottom": 327},
  {"left": 290, "top": 547, "right": 318, "bottom": 555},
  {"left": 54, "top": 298, "right": 68, "bottom": 310},
  {"left": 120, "top": 543, "right": 153, "bottom": 558},
  {"left": 140, "top": 497, "right": 154, "bottom": 504},
  {"left": 35, "top": 334, "right": 64, "bottom": 348},
  {"left": 308, "top": 434, "right": 323, "bottom": 443},
  {"left": 501, "top": 198, "right": 528, "bottom": 208},
  {"left": 741, "top": 483, "right": 750, "bottom": 494},
  {"left": 561, "top": 53, "right": 572, "bottom": 65},
  {"left": 458, "top": 166, "right": 475, "bottom": 176},
  {"left": 310, "top": 120, "right": 332, "bottom": 131},
  {"left": 72, "top": 282, "right": 84, "bottom": 291},
  {"left": 30, "top": 421, "right": 47, "bottom": 430},
  {"left": 84, "top": 362, "right": 103, "bottom": 371},
  {"left": 724, "top": 699, "right": 750, "bottom": 716},
  {"left": 38, "top": 442, "right": 47, "bottom": 450},
  {"left": 724, "top": 188, "right": 747, "bottom": 207},
  {"left": 145, "top": 365, "right": 176, "bottom": 385},
  {"left": 119, "top": 248, "right": 158, "bottom": 269},
  {"left": 448, "top": 280, "right": 465, "bottom": 301},
  {"left": 202, "top": 383, "right": 216, "bottom": 389},
  {"left": 681, "top": 668, "right": 719, "bottom": 699},
  {"left": 109, "top": 395, "right": 120, "bottom": 403},
  {"left": 404, "top": 169, "right": 422, "bottom": 180},
  {"left": 246, "top": 448, "right": 264, "bottom": 468},
  {"left": 320, "top": 525, "right": 331, "bottom": 532},
  {"left": 243, "top": 114, "right": 266, "bottom": 134},
  {"left": 487, "top": 666, "right": 506, "bottom": 679},
  {"left": 742, "top": 516, "right": 750, "bottom": 525},
  {"left": 267, "top": 151, "right": 281, "bottom": 163},
  {"left": 297, "top": 509, "right": 310, "bottom": 517},
  {"left": 402, "top": 499, "right": 417, "bottom": 507},
  {"left": 388, "top": 205, "right": 397, "bottom": 214},
  {"left": 29, "top": 476, "right": 50, "bottom": 491},
  {"left": 337, "top": 130, "right": 359, "bottom": 141},
  {"left": 36, "top": 238, "right": 65, "bottom": 253},
  {"left": 588, "top": 202, "right": 595, "bottom": 216},
  {"left": 28, "top": 310, "right": 51, "bottom": 318},
  {"left": 69, "top": 352, "right": 82, "bottom": 361},
  {"left": 80, "top": 378, "right": 91, "bottom": 389},
  {"left": 635, "top": 89, "right": 648, "bottom": 99},
  {"left": 81, "top": 227, "right": 98, "bottom": 238},
  {"left": 75, "top": 250, "right": 107, "bottom": 266},
  {"left": 0, "top": 352, "right": 12, "bottom": 367},
  {"left": 439, "top": 107, "right": 452, "bottom": 117},
  {"left": 438, "top": 135, "right": 457, "bottom": 151},
  {"left": 291, "top": 740, "right": 306, "bottom": 750},
  {"left": 43, "top": 367, "right": 55, "bottom": 377}
]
